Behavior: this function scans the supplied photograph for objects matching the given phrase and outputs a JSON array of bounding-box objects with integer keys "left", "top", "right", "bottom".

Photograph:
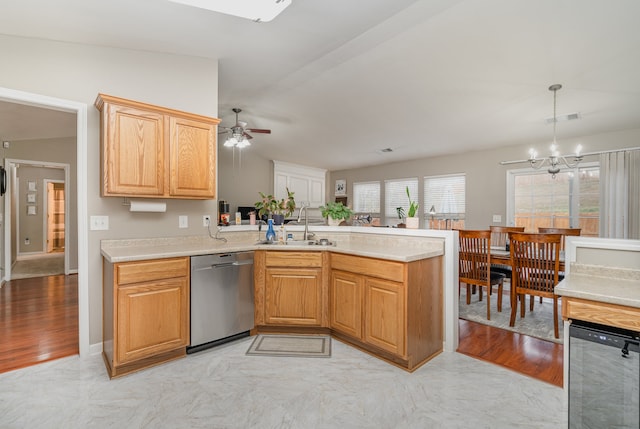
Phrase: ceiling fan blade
[
  {"left": 246, "top": 128, "right": 271, "bottom": 134},
  {"left": 218, "top": 129, "right": 231, "bottom": 135},
  {"left": 243, "top": 132, "right": 254, "bottom": 140}
]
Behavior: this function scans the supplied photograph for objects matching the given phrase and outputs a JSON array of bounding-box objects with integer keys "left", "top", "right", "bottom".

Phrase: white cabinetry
[{"left": 273, "top": 161, "right": 326, "bottom": 208}]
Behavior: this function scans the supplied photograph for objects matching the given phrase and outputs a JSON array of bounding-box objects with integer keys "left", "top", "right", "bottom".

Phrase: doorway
[
  {"left": 0, "top": 86, "right": 89, "bottom": 358},
  {"left": 46, "top": 180, "right": 65, "bottom": 253}
]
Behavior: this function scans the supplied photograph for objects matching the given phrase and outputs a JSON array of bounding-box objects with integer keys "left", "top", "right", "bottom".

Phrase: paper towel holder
[{"left": 123, "top": 197, "right": 167, "bottom": 213}]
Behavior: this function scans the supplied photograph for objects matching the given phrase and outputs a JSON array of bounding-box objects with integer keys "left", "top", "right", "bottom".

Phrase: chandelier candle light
[{"left": 527, "top": 84, "right": 583, "bottom": 178}]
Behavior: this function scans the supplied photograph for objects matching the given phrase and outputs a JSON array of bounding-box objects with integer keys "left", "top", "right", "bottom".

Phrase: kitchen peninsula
[{"left": 101, "top": 226, "right": 458, "bottom": 376}]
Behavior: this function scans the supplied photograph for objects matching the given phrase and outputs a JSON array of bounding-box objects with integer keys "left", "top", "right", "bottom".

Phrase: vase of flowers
[{"left": 255, "top": 188, "right": 296, "bottom": 225}]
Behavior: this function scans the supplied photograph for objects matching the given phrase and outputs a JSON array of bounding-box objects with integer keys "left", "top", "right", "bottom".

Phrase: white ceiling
[{"left": 1, "top": 0, "right": 639, "bottom": 171}]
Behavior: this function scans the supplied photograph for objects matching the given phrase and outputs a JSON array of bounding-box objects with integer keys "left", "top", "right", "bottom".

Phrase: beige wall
[
  {"left": 328, "top": 128, "right": 640, "bottom": 229},
  {"left": 0, "top": 34, "right": 219, "bottom": 346}
]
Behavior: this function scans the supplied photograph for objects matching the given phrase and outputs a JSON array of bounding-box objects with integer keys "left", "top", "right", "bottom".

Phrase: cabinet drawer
[
  {"left": 331, "top": 254, "right": 404, "bottom": 283},
  {"left": 265, "top": 251, "right": 322, "bottom": 267},
  {"left": 116, "top": 257, "right": 189, "bottom": 285},
  {"left": 563, "top": 297, "right": 640, "bottom": 332}
]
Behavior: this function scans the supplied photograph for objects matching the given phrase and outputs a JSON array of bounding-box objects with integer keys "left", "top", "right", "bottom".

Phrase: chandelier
[{"left": 528, "top": 84, "right": 583, "bottom": 178}]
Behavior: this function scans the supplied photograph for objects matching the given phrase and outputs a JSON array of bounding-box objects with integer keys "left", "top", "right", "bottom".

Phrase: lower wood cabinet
[
  {"left": 256, "top": 249, "right": 443, "bottom": 372},
  {"left": 330, "top": 253, "right": 443, "bottom": 371},
  {"left": 254, "top": 251, "right": 329, "bottom": 329},
  {"left": 265, "top": 267, "right": 322, "bottom": 325},
  {"left": 103, "top": 257, "right": 190, "bottom": 378}
]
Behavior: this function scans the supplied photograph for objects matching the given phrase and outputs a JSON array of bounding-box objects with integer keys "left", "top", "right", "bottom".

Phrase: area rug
[
  {"left": 11, "top": 254, "right": 65, "bottom": 280},
  {"left": 458, "top": 288, "right": 563, "bottom": 344},
  {"left": 246, "top": 334, "right": 331, "bottom": 358}
]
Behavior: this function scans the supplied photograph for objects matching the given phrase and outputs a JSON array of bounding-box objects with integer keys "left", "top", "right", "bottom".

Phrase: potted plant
[
  {"left": 320, "top": 201, "right": 353, "bottom": 226},
  {"left": 405, "top": 186, "right": 419, "bottom": 229},
  {"left": 255, "top": 188, "right": 296, "bottom": 225}
]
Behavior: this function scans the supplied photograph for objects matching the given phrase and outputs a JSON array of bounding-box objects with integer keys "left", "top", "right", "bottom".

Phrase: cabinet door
[
  {"left": 330, "top": 270, "right": 363, "bottom": 339},
  {"left": 104, "top": 103, "right": 165, "bottom": 196},
  {"left": 168, "top": 115, "right": 216, "bottom": 198},
  {"left": 364, "top": 277, "right": 406, "bottom": 357},
  {"left": 116, "top": 277, "right": 189, "bottom": 364},
  {"left": 265, "top": 267, "right": 322, "bottom": 325}
]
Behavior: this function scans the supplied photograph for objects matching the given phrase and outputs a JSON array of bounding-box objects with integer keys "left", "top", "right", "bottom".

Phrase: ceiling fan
[{"left": 219, "top": 108, "right": 271, "bottom": 148}]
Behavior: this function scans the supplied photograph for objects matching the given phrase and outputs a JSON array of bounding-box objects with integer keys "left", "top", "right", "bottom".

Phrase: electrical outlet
[
  {"left": 25, "top": 237, "right": 30, "bottom": 245},
  {"left": 492, "top": 214, "right": 502, "bottom": 223},
  {"left": 179, "top": 216, "right": 188, "bottom": 228},
  {"left": 90, "top": 215, "right": 109, "bottom": 231},
  {"left": 203, "top": 215, "right": 211, "bottom": 227}
]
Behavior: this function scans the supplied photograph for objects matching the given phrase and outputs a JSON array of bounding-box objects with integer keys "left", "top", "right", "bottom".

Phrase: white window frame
[
  {"left": 352, "top": 180, "right": 381, "bottom": 215},
  {"left": 506, "top": 162, "right": 599, "bottom": 230},
  {"left": 384, "top": 177, "right": 418, "bottom": 226},
  {"left": 423, "top": 173, "right": 466, "bottom": 229}
]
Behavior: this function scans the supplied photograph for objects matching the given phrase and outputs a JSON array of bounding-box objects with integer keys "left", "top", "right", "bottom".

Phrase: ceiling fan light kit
[{"left": 220, "top": 108, "right": 271, "bottom": 149}]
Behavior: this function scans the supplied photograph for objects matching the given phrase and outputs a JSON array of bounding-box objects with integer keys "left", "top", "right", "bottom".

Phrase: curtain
[{"left": 600, "top": 150, "right": 640, "bottom": 239}]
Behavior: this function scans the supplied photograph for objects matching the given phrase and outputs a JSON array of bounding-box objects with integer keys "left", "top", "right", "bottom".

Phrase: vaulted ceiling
[{"left": 1, "top": 0, "right": 639, "bottom": 171}]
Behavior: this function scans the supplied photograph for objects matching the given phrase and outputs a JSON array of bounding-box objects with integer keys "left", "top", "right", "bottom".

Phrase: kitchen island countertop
[{"left": 101, "top": 226, "right": 445, "bottom": 264}]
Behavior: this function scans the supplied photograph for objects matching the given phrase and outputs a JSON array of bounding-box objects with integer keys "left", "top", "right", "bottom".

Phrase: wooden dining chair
[
  {"left": 458, "top": 230, "right": 506, "bottom": 320},
  {"left": 537, "top": 227, "right": 581, "bottom": 252},
  {"left": 509, "top": 232, "right": 562, "bottom": 338},
  {"left": 489, "top": 226, "right": 525, "bottom": 279}
]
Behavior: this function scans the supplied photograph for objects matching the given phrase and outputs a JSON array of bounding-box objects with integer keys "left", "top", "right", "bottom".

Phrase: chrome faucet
[
  {"left": 257, "top": 219, "right": 267, "bottom": 241},
  {"left": 297, "top": 202, "right": 314, "bottom": 241}
]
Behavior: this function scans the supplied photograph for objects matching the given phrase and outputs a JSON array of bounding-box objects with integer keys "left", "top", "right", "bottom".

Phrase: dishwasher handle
[{"left": 193, "top": 259, "right": 254, "bottom": 271}]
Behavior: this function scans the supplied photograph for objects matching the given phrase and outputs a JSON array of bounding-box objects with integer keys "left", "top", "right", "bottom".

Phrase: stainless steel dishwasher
[{"left": 188, "top": 251, "right": 254, "bottom": 353}]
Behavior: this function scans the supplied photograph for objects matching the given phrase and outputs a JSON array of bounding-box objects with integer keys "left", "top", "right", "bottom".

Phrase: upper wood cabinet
[{"left": 95, "top": 94, "right": 219, "bottom": 199}]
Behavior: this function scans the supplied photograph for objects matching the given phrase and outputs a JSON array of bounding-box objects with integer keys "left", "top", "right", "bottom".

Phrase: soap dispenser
[{"left": 265, "top": 219, "right": 276, "bottom": 242}]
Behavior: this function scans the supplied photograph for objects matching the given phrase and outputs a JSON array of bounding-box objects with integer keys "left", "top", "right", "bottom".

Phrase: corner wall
[{"left": 0, "top": 34, "right": 219, "bottom": 347}]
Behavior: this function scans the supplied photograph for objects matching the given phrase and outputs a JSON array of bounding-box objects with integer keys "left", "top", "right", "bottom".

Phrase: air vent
[
  {"left": 545, "top": 112, "right": 581, "bottom": 124},
  {"left": 380, "top": 148, "right": 393, "bottom": 153}
]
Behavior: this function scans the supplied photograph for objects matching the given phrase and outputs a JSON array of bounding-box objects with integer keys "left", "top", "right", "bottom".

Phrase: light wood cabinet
[
  {"left": 95, "top": 93, "right": 218, "bottom": 199},
  {"left": 330, "top": 270, "right": 363, "bottom": 339},
  {"left": 330, "top": 253, "right": 443, "bottom": 371},
  {"left": 254, "top": 251, "right": 329, "bottom": 329},
  {"left": 364, "top": 277, "right": 405, "bottom": 356},
  {"left": 103, "top": 257, "right": 190, "bottom": 378}
]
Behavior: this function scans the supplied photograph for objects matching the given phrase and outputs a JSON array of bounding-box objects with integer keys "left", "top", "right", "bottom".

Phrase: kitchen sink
[{"left": 256, "top": 239, "right": 336, "bottom": 246}]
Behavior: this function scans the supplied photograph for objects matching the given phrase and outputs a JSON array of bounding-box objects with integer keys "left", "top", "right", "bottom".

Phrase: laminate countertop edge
[
  {"left": 101, "top": 239, "right": 444, "bottom": 264},
  {"left": 555, "top": 270, "right": 640, "bottom": 309}
]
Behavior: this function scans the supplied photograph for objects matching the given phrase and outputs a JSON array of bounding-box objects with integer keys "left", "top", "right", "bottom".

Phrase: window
[
  {"left": 384, "top": 178, "right": 418, "bottom": 225},
  {"left": 423, "top": 174, "right": 466, "bottom": 229},
  {"left": 352, "top": 181, "right": 380, "bottom": 214},
  {"left": 507, "top": 164, "right": 599, "bottom": 236}
]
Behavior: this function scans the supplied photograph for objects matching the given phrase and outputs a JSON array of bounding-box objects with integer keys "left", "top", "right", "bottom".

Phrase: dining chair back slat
[
  {"left": 509, "top": 232, "right": 562, "bottom": 338},
  {"left": 537, "top": 227, "right": 581, "bottom": 252},
  {"left": 458, "top": 230, "right": 506, "bottom": 320}
]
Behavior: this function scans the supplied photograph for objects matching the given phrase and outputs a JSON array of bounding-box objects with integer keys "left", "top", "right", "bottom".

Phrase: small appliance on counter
[{"left": 218, "top": 200, "right": 230, "bottom": 225}]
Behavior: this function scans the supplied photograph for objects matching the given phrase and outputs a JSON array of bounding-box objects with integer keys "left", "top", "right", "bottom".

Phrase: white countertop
[
  {"left": 555, "top": 264, "right": 640, "bottom": 309},
  {"left": 101, "top": 226, "right": 445, "bottom": 263}
]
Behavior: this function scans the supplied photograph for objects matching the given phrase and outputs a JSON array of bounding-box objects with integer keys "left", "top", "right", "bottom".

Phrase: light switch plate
[
  {"left": 90, "top": 215, "right": 109, "bottom": 230},
  {"left": 492, "top": 214, "right": 502, "bottom": 223},
  {"left": 179, "top": 215, "right": 188, "bottom": 228}
]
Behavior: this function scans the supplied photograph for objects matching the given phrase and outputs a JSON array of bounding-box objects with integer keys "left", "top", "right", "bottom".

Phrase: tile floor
[{"left": 0, "top": 337, "right": 566, "bottom": 428}]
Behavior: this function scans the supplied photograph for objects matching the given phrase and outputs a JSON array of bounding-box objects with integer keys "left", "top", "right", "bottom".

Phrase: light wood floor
[
  {"left": 0, "top": 274, "right": 562, "bottom": 386},
  {"left": 0, "top": 274, "right": 78, "bottom": 374},
  {"left": 458, "top": 318, "right": 564, "bottom": 387}
]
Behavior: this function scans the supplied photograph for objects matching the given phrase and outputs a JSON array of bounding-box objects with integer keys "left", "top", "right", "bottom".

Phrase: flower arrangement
[{"left": 255, "top": 188, "right": 296, "bottom": 218}]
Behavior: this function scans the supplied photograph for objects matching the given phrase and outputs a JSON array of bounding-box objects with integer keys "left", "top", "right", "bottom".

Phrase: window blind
[
  {"left": 353, "top": 181, "right": 380, "bottom": 213},
  {"left": 384, "top": 178, "right": 418, "bottom": 221},
  {"left": 423, "top": 174, "right": 465, "bottom": 218}
]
